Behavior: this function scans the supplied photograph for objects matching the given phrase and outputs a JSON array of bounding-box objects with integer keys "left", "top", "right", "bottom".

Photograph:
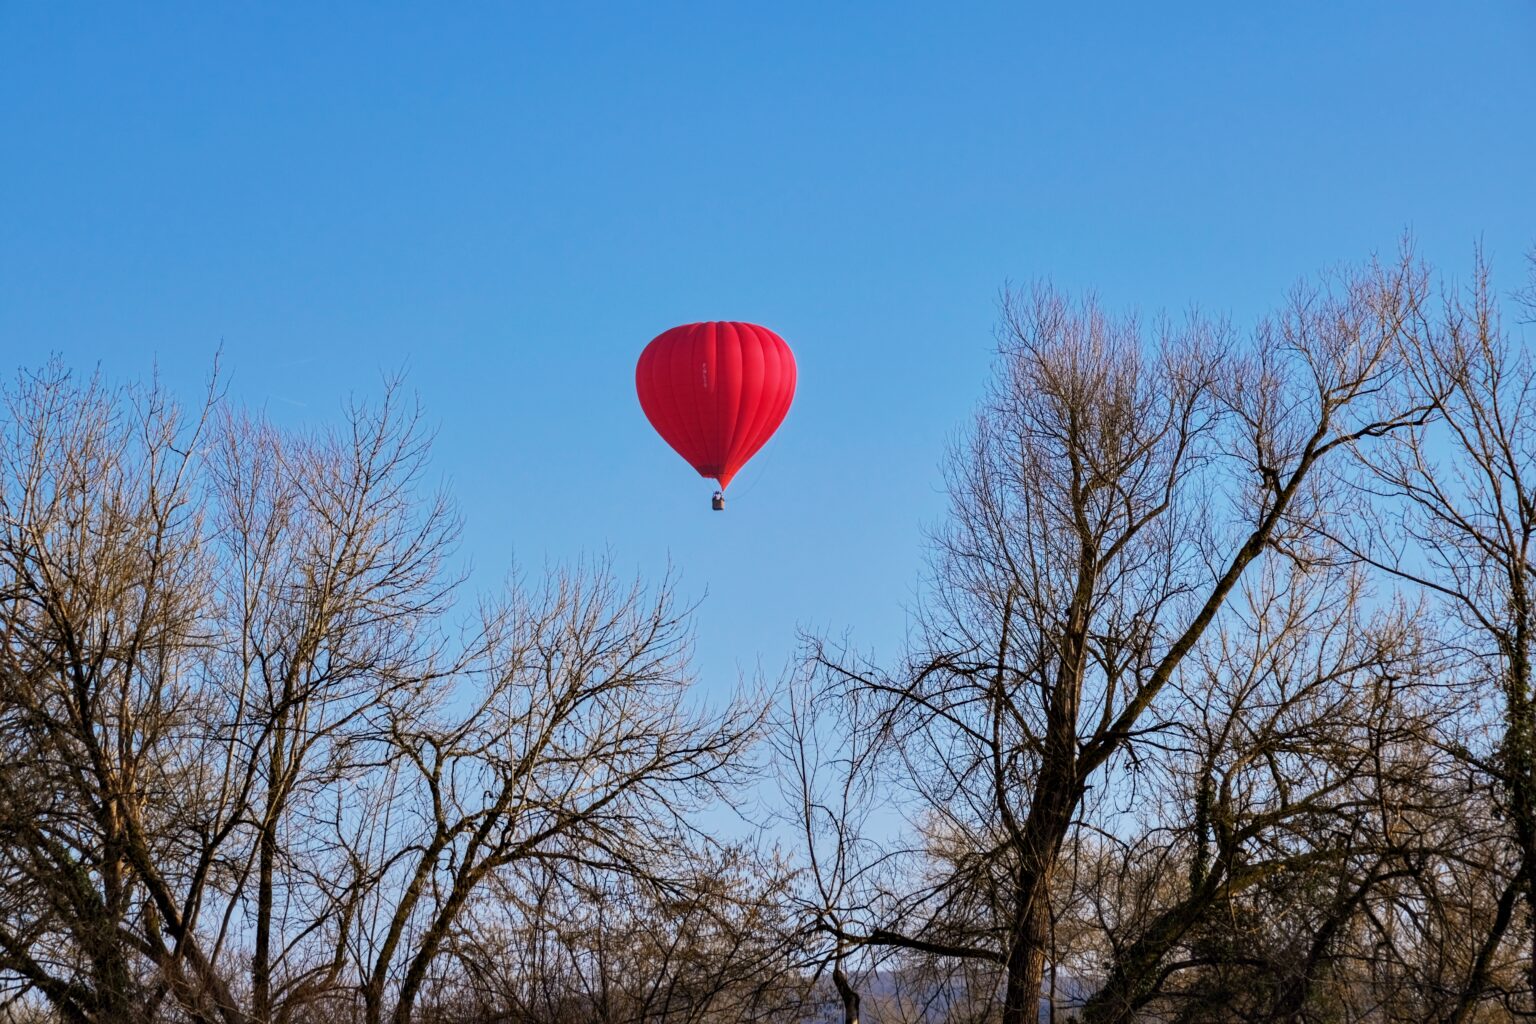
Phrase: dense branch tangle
[
  {"left": 0, "top": 366, "right": 763, "bottom": 1024},
  {"left": 802, "top": 258, "right": 1441, "bottom": 1024}
]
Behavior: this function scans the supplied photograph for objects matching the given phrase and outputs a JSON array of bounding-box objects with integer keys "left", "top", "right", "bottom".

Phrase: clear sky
[{"left": 3, "top": 3, "right": 1534, "bottom": 699}]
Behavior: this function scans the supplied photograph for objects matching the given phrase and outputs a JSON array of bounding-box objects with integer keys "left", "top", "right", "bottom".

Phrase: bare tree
[
  {"left": 806, "top": 259, "right": 1434, "bottom": 1023},
  {"left": 0, "top": 363, "right": 760, "bottom": 1024},
  {"left": 203, "top": 385, "right": 462, "bottom": 1024},
  {"left": 350, "top": 563, "right": 761, "bottom": 1024},
  {"left": 773, "top": 669, "right": 889, "bottom": 1024},
  {"left": 1072, "top": 555, "right": 1464, "bottom": 1023},
  {"left": 0, "top": 363, "right": 234, "bottom": 1023},
  {"left": 438, "top": 846, "right": 801, "bottom": 1024},
  {"left": 1339, "top": 249, "right": 1536, "bottom": 1020}
]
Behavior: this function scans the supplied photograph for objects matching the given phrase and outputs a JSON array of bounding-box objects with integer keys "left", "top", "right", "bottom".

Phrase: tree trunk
[
  {"left": 832, "top": 960, "right": 860, "bottom": 1024},
  {"left": 1504, "top": 620, "right": 1536, "bottom": 1011},
  {"left": 1003, "top": 878, "right": 1052, "bottom": 1024},
  {"left": 253, "top": 821, "right": 275, "bottom": 1023},
  {"left": 1002, "top": 779, "right": 1078, "bottom": 1024}
]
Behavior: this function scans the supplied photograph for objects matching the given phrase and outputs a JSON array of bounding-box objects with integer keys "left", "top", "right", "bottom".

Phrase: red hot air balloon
[{"left": 635, "top": 322, "right": 796, "bottom": 510}]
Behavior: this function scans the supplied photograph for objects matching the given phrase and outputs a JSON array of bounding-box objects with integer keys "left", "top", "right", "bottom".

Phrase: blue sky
[{"left": 3, "top": 2, "right": 1533, "bottom": 697}]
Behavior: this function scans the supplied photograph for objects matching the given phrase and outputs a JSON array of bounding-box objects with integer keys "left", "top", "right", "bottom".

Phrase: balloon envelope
[{"left": 635, "top": 322, "right": 796, "bottom": 490}]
